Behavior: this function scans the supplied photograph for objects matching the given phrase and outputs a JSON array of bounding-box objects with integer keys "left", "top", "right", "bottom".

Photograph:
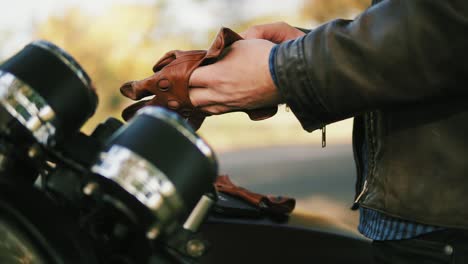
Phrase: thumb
[
  {"left": 240, "top": 24, "right": 282, "bottom": 42},
  {"left": 239, "top": 22, "right": 305, "bottom": 43}
]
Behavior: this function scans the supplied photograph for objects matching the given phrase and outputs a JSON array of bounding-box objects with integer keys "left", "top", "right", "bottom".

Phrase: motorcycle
[{"left": 0, "top": 41, "right": 371, "bottom": 263}]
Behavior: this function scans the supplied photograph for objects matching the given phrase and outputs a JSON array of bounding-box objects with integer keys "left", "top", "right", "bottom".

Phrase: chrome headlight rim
[
  {"left": 91, "top": 107, "right": 219, "bottom": 239},
  {"left": 0, "top": 40, "right": 98, "bottom": 139},
  {"left": 0, "top": 70, "right": 56, "bottom": 146},
  {"left": 91, "top": 144, "right": 185, "bottom": 226}
]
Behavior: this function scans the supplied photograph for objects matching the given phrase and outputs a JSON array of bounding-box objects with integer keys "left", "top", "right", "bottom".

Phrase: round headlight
[
  {"left": 92, "top": 107, "right": 217, "bottom": 238},
  {"left": 0, "top": 40, "right": 97, "bottom": 146}
]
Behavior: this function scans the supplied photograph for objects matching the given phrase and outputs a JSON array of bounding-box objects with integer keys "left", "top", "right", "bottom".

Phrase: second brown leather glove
[
  {"left": 214, "top": 175, "right": 296, "bottom": 215},
  {"left": 119, "top": 27, "right": 278, "bottom": 130}
]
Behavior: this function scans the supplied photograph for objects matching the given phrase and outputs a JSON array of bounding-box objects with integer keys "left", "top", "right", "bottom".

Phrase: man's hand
[
  {"left": 189, "top": 22, "right": 306, "bottom": 116},
  {"left": 189, "top": 39, "right": 281, "bottom": 115},
  {"left": 240, "top": 22, "right": 306, "bottom": 43}
]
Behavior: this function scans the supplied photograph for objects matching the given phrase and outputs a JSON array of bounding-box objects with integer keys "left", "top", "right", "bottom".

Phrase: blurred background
[{"left": 1, "top": 0, "right": 370, "bottom": 231}]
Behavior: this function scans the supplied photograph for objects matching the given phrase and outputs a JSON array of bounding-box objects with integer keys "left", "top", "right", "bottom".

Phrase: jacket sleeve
[{"left": 273, "top": 0, "right": 468, "bottom": 132}]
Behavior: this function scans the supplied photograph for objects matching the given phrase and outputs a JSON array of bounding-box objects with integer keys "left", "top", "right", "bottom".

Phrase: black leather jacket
[{"left": 273, "top": 0, "right": 468, "bottom": 228}]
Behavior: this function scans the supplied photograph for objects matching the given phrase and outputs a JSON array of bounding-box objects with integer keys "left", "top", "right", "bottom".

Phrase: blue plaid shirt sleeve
[{"left": 268, "top": 44, "right": 280, "bottom": 88}]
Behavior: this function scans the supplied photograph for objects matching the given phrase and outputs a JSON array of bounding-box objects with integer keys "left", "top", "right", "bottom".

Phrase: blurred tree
[
  {"left": 0, "top": 29, "right": 14, "bottom": 62},
  {"left": 301, "top": 0, "right": 371, "bottom": 23},
  {"left": 32, "top": 0, "right": 365, "bottom": 149},
  {"left": 35, "top": 4, "right": 198, "bottom": 132}
]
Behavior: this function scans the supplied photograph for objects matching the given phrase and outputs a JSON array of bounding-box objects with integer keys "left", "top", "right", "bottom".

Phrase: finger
[
  {"left": 239, "top": 27, "right": 264, "bottom": 40},
  {"left": 240, "top": 24, "right": 278, "bottom": 42},
  {"left": 188, "top": 114, "right": 206, "bottom": 131},
  {"left": 119, "top": 81, "right": 136, "bottom": 98},
  {"left": 246, "top": 106, "right": 278, "bottom": 121},
  {"left": 199, "top": 104, "right": 231, "bottom": 115},
  {"left": 121, "top": 99, "right": 151, "bottom": 121},
  {"left": 190, "top": 87, "right": 224, "bottom": 107},
  {"left": 240, "top": 22, "right": 303, "bottom": 43},
  {"left": 119, "top": 80, "right": 153, "bottom": 100},
  {"left": 189, "top": 65, "right": 213, "bottom": 88}
]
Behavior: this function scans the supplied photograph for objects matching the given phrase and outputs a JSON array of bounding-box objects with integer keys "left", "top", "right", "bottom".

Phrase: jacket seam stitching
[{"left": 296, "top": 35, "right": 331, "bottom": 121}]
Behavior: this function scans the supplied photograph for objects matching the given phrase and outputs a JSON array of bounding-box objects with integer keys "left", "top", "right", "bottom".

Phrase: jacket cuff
[
  {"left": 273, "top": 36, "right": 330, "bottom": 132},
  {"left": 295, "top": 27, "right": 311, "bottom": 34},
  {"left": 268, "top": 44, "right": 280, "bottom": 88}
]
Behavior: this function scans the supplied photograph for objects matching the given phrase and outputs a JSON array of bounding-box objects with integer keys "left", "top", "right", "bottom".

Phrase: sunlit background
[{"left": 1, "top": 0, "right": 370, "bottom": 230}]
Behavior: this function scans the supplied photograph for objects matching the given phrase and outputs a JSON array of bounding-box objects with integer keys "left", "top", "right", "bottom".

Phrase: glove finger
[
  {"left": 153, "top": 50, "right": 177, "bottom": 72},
  {"left": 121, "top": 99, "right": 151, "bottom": 121},
  {"left": 188, "top": 113, "right": 206, "bottom": 131},
  {"left": 119, "top": 80, "right": 153, "bottom": 100},
  {"left": 246, "top": 106, "right": 278, "bottom": 121}
]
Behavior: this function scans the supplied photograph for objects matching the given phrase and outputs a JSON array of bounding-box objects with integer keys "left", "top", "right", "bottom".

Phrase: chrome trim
[
  {"left": 30, "top": 40, "right": 91, "bottom": 88},
  {"left": 183, "top": 195, "right": 214, "bottom": 232},
  {"left": 91, "top": 145, "right": 185, "bottom": 223},
  {"left": 0, "top": 71, "right": 56, "bottom": 145},
  {"left": 137, "top": 107, "right": 217, "bottom": 167},
  {"left": 146, "top": 226, "right": 161, "bottom": 240}
]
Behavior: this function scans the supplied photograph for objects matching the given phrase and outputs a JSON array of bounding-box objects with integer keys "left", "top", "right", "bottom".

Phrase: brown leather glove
[
  {"left": 214, "top": 175, "right": 296, "bottom": 215},
  {"left": 119, "top": 27, "right": 278, "bottom": 130}
]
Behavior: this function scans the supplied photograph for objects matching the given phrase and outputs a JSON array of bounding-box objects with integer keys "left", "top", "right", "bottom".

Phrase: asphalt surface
[
  {"left": 216, "top": 143, "right": 362, "bottom": 230},
  {"left": 217, "top": 144, "right": 357, "bottom": 204}
]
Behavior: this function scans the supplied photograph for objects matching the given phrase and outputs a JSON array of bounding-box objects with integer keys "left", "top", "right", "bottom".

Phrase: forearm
[{"left": 273, "top": 0, "right": 468, "bottom": 131}]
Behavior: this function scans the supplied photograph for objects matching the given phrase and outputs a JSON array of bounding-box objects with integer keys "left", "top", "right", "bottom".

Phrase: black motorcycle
[{"left": 0, "top": 41, "right": 371, "bottom": 264}]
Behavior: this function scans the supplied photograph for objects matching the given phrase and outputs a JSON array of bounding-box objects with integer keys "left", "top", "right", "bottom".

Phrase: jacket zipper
[
  {"left": 356, "top": 112, "right": 375, "bottom": 205},
  {"left": 285, "top": 104, "right": 327, "bottom": 148},
  {"left": 354, "top": 180, "right": 368, "bottom": 204},
  {"left": 351, "top": 117, "right": 363, "bottom": 209},
  {"left": 352, "top": 112, "right": 374, "bottom": 209},
  {"left": 321, "top": 125, "right": 326, "bottom": 148}
]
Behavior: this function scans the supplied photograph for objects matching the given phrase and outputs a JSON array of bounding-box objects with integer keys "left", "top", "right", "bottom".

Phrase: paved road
[
  {"left": 217, "top": 144, "right": 361, "bottom": 229},
  {"left": 217, "top": 144, "right": 357, "bottom": 203}
]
